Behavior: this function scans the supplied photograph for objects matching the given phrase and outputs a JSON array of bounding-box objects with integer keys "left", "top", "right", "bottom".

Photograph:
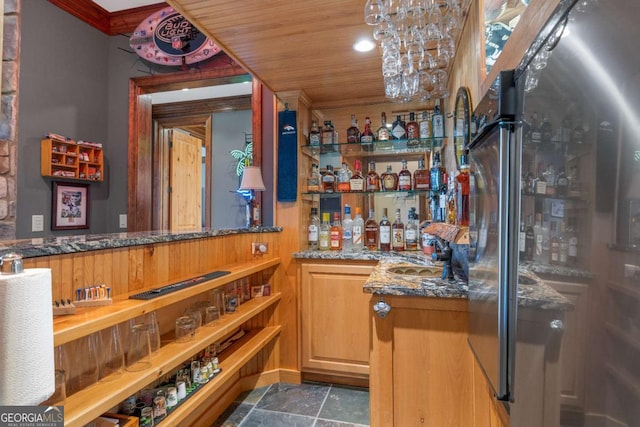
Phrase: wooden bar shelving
[
  {"left": 58, "top": 294, "right": 282, "bottom": 427},
  {"left": 53, "top": 257, "right": 281, "bottom": 346}
]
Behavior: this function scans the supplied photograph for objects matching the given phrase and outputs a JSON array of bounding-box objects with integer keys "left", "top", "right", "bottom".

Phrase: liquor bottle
[
  {"left": 342, "top": 205, "right": 354, "bottom": 252},
  {"left": 447, "top": 173, "right": 457, "bottom": 225},
  {"left": 455, "top": 152, "right": 470, "bottom": 226},
  {"left": 519, "top": 216, "right": 527, "bottom": 260},
  {"left": 430, "top": 151, "right": 445, "bottom": 192},
  {"left": 349, "top": 160, "right": 365, "bottom": 192},
  {"left": 567, "top": 216, "right": 578, "bottom": 265},
  {"left": 307, "top": 163, "right": 321, "bottom": 193},
  {"left": 366, "top": 160, "right": 381, "bottom": 191},
  {"left": 322, "top": 165, "right": 335, "bottom": 193},
  {"left": 365, "top": 209, "right": 379, "bottom": 250},
  {"left": 559, "top": 222, "right": 568, "bottom": 265},
  {"left": 535, "top": 163, "right": 547, "bottom": 195},
  {"left": 360, "top": 116, "right": 375, "bottom": 151},
  {"left": 530, "top": 113, "right": 541, "bottom": 145},
  {"left": 319, "top": 212, "right": 331, "bottom": 251},
  {"left": 308, "top": 207, "right": 320, "bottom": 250},
  {"left": 352, "top": 207, "right": 365, "bottom": 252},
  {"left": 432, "top": 104, "right": 444, "bottom": 139},
  {"left": 555, "top": 167, "right": 568, "bottom": 197},
  {"left": 376, "top": 112, "right": 391, "bottom": 148},
  {"left": 391, "top": 114, "right": 407, "bottom": 140},
  {"left": 381, "top": 164, "right": 399, "bottom": 191},
  {"left": 525, "top": 215, "right": 535, "bottom": 261},
  {"left": 413, "top": 158, "right": 430, "bottom": 190},
  {"left": 398, "top": 159, "right": 412, "bottom": 191},
  {"left": 330, "top": 212, "right": 343, "bottom": 251},
  {"left": 533, "top": 213, "right": 543, "bottom": 261},
  {"left": 322, "top": 121, "right": 336, "bottom": 147},
  {"left": 406, "top": 112, "right": 420, "bottom": 147},
  {"left": 346, "top": 114, "right": 360, "bottom": 143},
  {"left": 336, "top": 162, "right": 352, "bottom": 192},
  {"left": 549, "top": 222, "right": 559, "bottom": 264},
  {"left": 309, "top": 120, "right": 321, "bottom": 146},
  {"left": 392, "top": 209, "right": 405, "bottom": 251},
  {"left": 379, "top": 208, "right": 391, "bottom": 252},
  {"left": 540, "top": 114, "right": 552, "bottom": 144},
  {"left": 405, "top": 208, "right": 419, "bottom": 251},
  {"left": 419, "top": 110, "right": 432, "bottom": 142},
  {"left": 543, "top": 163, "right": 556, "bottom": 196}
]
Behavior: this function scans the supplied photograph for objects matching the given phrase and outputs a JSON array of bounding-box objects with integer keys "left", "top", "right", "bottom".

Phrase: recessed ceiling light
[
  {"left": 353, "top": 39, "right": 375, "bottom": 52},
  {"left": 181, "top": 88, "right": 189, "bottom": 92}
]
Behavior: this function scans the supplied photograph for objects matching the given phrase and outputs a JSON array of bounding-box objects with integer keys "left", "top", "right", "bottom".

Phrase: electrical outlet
[
  {"left": 252, "top": 242, "right": 268, "bottom": 255},
  {"left": 624, "top": 264, "right": 640, "bottom": 279},
  {"left": 32, "top": 215, "right": 44, "bottom": 232}
]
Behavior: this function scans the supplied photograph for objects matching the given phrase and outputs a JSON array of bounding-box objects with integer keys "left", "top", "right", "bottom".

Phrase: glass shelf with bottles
[{"left": 301, "top": 137, "right": 446, "bottom": 158}]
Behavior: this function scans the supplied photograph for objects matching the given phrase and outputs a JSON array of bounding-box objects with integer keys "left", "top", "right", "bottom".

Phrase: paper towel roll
[{"left": 0, "top": 268, "right": 54, "bottom": 405}]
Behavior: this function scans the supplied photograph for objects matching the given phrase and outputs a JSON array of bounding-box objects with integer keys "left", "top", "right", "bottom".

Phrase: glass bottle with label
[
  {"left": 322, "top": 121, "right": 336, "bottom": 147},
  {"left": 567, "top": 216, "right": 578, "bottom": 265},
  {"left": 337, "top": 162, "right": 352, "bottom": 192},
  {"left": 540, "top": 113, "right": 552, "bottom": 144},
  {"left": 519, "top": 216, "right": 527, "bottom": 260},
  {"left": 406, "top": 112, "right": 420, "bottom": 147},
  {"left": 360, "top": 116, "right": 375, "bottom": 151},
  {"left": 447, "top": 172, "right": 457, "bottom": 225},
  {"left": 381, "top": 164, "right": 399, "bottom": 191},
  {"left": 419, "top": 110, "right": 432, "bottom": 142},
  {"left": 413, "top": 158, "right": 430, "bottom": 191},
  {"left": 549, "top": 222, "right": 559, "bottom": 264},
  {"left": 398, "top": 159, "right": 412, "bottom": 191},
  {"left": 525, "top": 215, "right": 535, "bottom": 261},
  {"left": 455, "top": 153, "right": 470, "bottom": 226},
  {"left": 352, "top": 207, "right": 365, "bottom": 252},
  {"left": 405, "top": 207, "right": 419, "bottom": 250},
  {"left": 349, "top": 160, "right": 365, "bottom": 192},
  {"left": 319, "top": 212, "right": 331, "bottom": 251},
  {"left": 366, "top": 161, "right": 381, "bottom": 191},
  {"left": 391, "top": 114, "right": 407, "bottom": 140},
  {"left": 322, "top": 165, "right": 335, "bottom": 193},
  {"left": 308, "top": 207, "right": 320, "bottom": 250},
  {"left": 376, "top": 112, "right": 391, "bottom": 149},
  {"left": 365, "top": 209, "right": 379, "bottom": 250},
  {"left": 309, "top": 120, "right": 321, "bottom": 146},
  {"left": 392, "top": 208, "right": 405, "bottom": 251},
  {"left": 342, "top": 205, "right": 353, "bottom": 252},
  {"left": 432, "top": 104, "right": 444, "bottom": 139},
  {"left": 530, "top": 113, "right": 541, "bottom": 145},
  {"left": 307, "top": 163, "right": 321, "bottom": 193},
  {"left": 430, "top": 151, "right": 445, "bottom": 192},
  {"left": 330, "top": 212, "right": 343, "bottom": 251},
  {"left": 346, "top": 114, "right": 360, "bottom": 143},
  {"left": 379, "top": 208, "right": 391, "bottom": 252}
]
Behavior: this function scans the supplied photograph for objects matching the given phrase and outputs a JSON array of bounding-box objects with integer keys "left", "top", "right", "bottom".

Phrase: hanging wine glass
[{"left": 364, "top": 0, "right": 385, "bottom": 25}]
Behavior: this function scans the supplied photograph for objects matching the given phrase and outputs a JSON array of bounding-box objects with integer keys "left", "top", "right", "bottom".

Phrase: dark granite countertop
[{"left": 0, "top": 227, "right": 282, "bottom": 259}]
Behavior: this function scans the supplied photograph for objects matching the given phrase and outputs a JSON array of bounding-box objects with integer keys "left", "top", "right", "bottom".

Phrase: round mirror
[{"left": 453, "top": 86, "right": 472, "bottom": 168}]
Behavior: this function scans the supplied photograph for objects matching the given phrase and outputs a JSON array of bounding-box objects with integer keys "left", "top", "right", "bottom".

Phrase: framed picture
[{"left": 52, "top": 182, "right": 90, "bottom": 230}]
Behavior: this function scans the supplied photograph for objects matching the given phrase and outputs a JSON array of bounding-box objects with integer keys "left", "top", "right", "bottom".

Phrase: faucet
[{"left": 429, "top": 236, "right": 455, "bottom": 281}]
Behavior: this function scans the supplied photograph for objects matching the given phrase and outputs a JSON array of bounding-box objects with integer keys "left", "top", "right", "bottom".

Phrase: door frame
[{"left": 128, "top": 58, "right": 262, "bottom": 232}]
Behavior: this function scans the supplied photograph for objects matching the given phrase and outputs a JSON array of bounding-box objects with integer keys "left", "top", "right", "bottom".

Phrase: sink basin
[{"left": 387, "top": 266, "right": 443, "bottom": 277}]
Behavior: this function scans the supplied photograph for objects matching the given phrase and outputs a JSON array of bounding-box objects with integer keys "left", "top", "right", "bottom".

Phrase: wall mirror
[{"left": 453, "top": 86, "right": 472, "bottom": 168}]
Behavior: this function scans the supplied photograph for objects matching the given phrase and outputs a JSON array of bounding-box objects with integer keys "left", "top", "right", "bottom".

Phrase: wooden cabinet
[
  {"left": 299, "top": 261, "right": 374, "bottom": 383},
  {"left": 41, "top": 138, "right": 104, "bottom": 181},
  {"left": 369, "top": 295, "right": 474, "bottom": 427},
  {"left": 52, "top": 257, "right": 281, "bottom": 427}
]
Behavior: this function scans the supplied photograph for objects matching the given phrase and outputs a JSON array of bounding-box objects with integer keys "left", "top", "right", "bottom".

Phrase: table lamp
[{"left": 239, "top": 166, "right": 265, "bottom": 227}]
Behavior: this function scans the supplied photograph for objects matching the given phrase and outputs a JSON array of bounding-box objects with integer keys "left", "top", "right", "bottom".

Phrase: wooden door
[{"left": 169, "top": 130, "right": 202, "bottom": 231}]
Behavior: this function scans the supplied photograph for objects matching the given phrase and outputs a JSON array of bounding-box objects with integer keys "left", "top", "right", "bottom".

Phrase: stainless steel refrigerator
[{"left": 468, "top": 0, "right": 640, "bottom": 425}]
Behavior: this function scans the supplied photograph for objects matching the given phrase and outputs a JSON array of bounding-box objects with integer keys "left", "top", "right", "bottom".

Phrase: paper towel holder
[{"left": 0, "top": 252, "right": 23, "bottom": 274}]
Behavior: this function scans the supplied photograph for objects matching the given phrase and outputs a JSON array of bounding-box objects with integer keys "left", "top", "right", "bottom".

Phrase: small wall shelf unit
[{"left": 41, "top": 138, "right": 104, "bottom": 182}]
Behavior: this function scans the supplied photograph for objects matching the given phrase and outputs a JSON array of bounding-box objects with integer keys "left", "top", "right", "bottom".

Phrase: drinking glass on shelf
[
  {"left": 175, "top": 316, "right": 196, "bottom": 343},
  {"left": 204, "top": 306, "right": 221, "bottom": 326},
  {"left": 126, "top": 323, "right": 152, "bottom": 372},
  {"left": 65, "top": 333, "right": 100, "bottom": 395},
  {"left": 225, "top": 293, "right": 238, "bottom": 313},
  {"left": 184, "top": 307, "right": 202, "bottom": 330},
  {"left": 99, "top": 324, "right": 125, "bottom": 381},
  {"left": 42, "top": 369, "right": 66, "bottom": 405},
  {"left": 131, "top": 312, "right": 161, "bottom": 353},
  {"left": 212, "top": 288, "right": 226, "bottom": 316}
]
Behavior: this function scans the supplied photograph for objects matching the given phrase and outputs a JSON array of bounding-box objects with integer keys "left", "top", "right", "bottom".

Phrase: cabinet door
[
  {"left": 370, "top": 296, "right": 474, "bottom": 427},
  {"left": 300, "top": 263, "right": 374, "bottom": 378}
]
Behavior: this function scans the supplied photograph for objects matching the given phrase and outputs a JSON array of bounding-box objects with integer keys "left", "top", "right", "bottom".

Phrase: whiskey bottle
[
  {"left": 447, "top": 173, "right": 457, "bottom": 225},
  {"left": 346, "top": 114, "right": 360, "bottom": 143},
  {"left": 432, "top": 104, "right": 444, "bottom": 139},
  {"left": 366, "top": 161, "right": 381, "bottom": 191},
  {"left": 352, "top": 207, "right": 365, "bottom": 252},
  {"left": 455, "top": 152, "right": 470, "bottom": 226},
  {"left": 413, "top": 158, "right": 430, "bottom": 190},
  {"left": 360, "top": 116, "right": 375, "bottom": 151},
  {"left": 322, "top": 165, "right": 336, "bottom": 193},
  {"left": 392, "top": 208, "right": 405, "bottom": 251},
  {"left": 555, "top": 167, "right": 568, "bottom": 197},
  {"left": 322, "top": 120, "right": 335, "bottom": 146},
  {"left": 519, "top": 216, "right": 527, "bottom": 259},
  {"left": 391, "top": 114, "right": 407, "bottom": 140},
  {"left": 307, "top": 163, "right": 321, "bottom": 193},
  {"left": 377, "top": 112, "right": 390, "bottom": 140},
  {"left": 379, "top": 208, "right": 392, "bottom": 252},
  {"left": 398, "top": 159, "right": 412, "bottom": 191},
  {"left": 330, "top": 212, "right": 343, "bottom": 251},
  {"left": 406, "top": 112, "right": 420, "bottom": 147},
  {"left": 319, "top": 212, "right": 331, "bottom": 251},
  {"left": 308, "top": 207, "right": 320, "bottom": 250},
  {"left": 405, "top": 207, "right": 419, "bottom": 251},
  {"left": 342, "top": 205, "right": 354, "bottom": 252},
  {"left": 349, "top": 160, "right": 365, "bottom": 192},
  {"left": 365, "top": 209, "right": 379, "bottom": 250},
  {"left": 336, "top": 162, "right": 352, "bottom": 192},
  {"left": 309, "top": 120, "right": 321, "bottom": 146},
  {"left": 381, "top": 164, "right": 399, "bottom": 191}
]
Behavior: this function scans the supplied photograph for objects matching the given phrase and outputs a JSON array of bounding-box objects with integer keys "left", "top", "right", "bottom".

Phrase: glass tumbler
[
  {"left": 126, "top": 323, "right": 152, "bottom": 372},
  {"left": 212, "top": 288, "right": 226, "bottom": 316},
  {"left": 175, "top": 316, "right": 196, "bottom": 342},
  {"left": 99, "top": 324, "right": 125, "bottom": 381},
  {"left": 204, "top": 306, "right": 221, "bottom": 326}
]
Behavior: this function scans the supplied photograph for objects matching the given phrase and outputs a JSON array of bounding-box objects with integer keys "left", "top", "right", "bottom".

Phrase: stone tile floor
[{"left": 211, "top": 382, "right": 370, "bottom": 427}]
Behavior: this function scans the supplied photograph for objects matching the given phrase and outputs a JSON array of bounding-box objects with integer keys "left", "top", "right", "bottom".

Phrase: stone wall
[{"left": 0, "top": 0, "right": 18, "bottom": 239}]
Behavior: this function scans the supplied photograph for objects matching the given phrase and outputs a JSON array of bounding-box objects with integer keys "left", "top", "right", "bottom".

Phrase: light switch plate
[
  {"left": 119, "top": 214, "right": 127, "bottom": 229},
  {"left": 31, "top": 215, "right": 44, "bottom": 232}
]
